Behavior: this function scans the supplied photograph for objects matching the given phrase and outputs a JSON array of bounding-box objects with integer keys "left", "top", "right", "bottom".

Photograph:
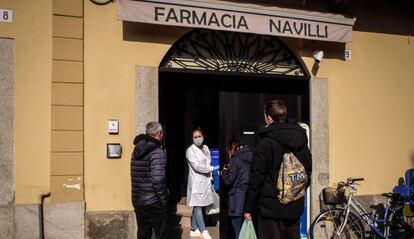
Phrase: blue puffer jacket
[
  {"left": 222, "top": 146, "right": 253, "bottom": 216},
  {"left": 131, "top": 134, "right": 168, "bottom": 208}
]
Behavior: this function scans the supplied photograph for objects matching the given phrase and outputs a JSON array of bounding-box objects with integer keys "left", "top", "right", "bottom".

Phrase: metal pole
[{"left": 39, "top": 192, "right": 51, "bottom": 239}]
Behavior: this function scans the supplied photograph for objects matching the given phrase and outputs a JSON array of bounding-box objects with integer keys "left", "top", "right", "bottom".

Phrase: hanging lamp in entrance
[{"left": 90, "top": 0, "right": 112, "bottom": 5}]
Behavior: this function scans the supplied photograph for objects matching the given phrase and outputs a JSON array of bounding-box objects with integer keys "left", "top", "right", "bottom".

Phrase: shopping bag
[
  {"left": 239, "top": 220, "right": 257, "bottom": 239},
  {"left": 206, "top": 188, "right": 220, "bottom": 215}
]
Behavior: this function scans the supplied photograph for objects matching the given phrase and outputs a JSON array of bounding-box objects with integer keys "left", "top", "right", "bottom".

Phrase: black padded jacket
[{"left": 131, "top": 134, "right": 169, "bottom": 208}]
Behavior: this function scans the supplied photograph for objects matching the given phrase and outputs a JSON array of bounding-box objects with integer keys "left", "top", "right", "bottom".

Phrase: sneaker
[
  {"left": 190, "top": 229, "right": 201, "bottom": 237},
  {"left": 201, "top": 230, "right": 212, "bottom": 239}
]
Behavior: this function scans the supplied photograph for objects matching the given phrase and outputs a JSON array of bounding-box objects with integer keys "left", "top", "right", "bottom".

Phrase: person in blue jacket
[{"left": 222, "top": 138, "right": 253, "bottom": 239}]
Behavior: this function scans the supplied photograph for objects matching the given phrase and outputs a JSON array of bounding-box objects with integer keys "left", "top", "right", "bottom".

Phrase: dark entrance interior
[{"left": 159, "top": 70, "right": 309, "bottom": 238}]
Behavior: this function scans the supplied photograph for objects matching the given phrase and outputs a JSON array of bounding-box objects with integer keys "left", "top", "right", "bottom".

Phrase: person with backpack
[
  {"left": 244, "top": 100, "right": 312, "bottom": 239},
  {"left": 222, "top": 138, "right": 253, "bottom": 239}
]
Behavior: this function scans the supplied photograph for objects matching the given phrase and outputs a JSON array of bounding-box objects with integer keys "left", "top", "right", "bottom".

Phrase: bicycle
[
  {"left": 390, "top": 186, "right": 414, "bottom": 238},
  {"left": 310, "top": 178, "right": 411, "bottom": 239}
]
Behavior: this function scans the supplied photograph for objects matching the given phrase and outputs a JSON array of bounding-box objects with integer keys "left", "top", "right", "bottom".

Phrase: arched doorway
[
  {"left": 158, "top": 28, "right": 310, "bottom": 239},
  {"left": 160, "top": 28, "right": 310, "bottom": 76}
]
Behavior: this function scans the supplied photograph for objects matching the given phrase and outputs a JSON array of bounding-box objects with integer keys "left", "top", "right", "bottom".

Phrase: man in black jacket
[
  {"left": 131, "top": 122, "right": 169, "bottom": 239},
  {"left": 244, "top": 100, "right": 312, "bottom": 239}
]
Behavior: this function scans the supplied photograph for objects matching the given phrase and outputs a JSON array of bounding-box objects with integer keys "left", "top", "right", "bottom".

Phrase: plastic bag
[
  {"left": 239, "top": 220, "right": 257, "bottom": 239},
  {"left": 206, "top": 188, "right": 220, "bottom": 215}
]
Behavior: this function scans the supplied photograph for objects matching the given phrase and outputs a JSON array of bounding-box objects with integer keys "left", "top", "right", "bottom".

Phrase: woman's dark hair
[
  {"left": 264, "top": 100, "right": 287, "bottom": 123},
  {"left": 226, "top": 138, "right": 244, "bottom": 158},
  {"left": 192, "top": 127, "right": 204, "bottom": 135}
]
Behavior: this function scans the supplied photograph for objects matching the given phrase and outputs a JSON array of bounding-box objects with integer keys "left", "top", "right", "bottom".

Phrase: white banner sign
[{"left": 118, "top": 0, "right": 355, "bottom": 43}]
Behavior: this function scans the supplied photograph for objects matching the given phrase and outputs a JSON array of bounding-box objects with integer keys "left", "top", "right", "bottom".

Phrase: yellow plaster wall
[
  {"left": 83, "top": 2, "right": 182, "bottom": 211},
  {"left": 83, "top": 1, "right": 414, "bottom": 211},
  {"left": 0, "top": 0, "right": 52, "bottom": 204},
  {"left": 49, "top": 0, "right": 85, "bottom": 203},
  {"left": 319, "top": 32, "right": 414, "bottom": 195}
]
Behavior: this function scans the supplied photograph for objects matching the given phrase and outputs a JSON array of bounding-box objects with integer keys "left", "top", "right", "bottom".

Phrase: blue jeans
[
  {"left": 191, "top": 206, "right": 206, "bottom": 232},
  {"left": 231, "top": 216, "right": 243, "bottom": 239}
]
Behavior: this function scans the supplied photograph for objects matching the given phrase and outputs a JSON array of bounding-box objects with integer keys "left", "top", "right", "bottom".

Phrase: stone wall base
[
  {"left": 0, "top": 207, "right": 14, "bottom": 238},
  {"left": 14, "top": 202, "right": 84, "bottom": 239},
  {"left": 86, "top": 211, "right": 136, "bottom": 239}
]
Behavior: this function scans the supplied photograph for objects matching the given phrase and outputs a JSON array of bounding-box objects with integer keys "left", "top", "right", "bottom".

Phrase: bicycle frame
[
  {"left": 398, "top": 193, "right": 414, "bottom": 206},
  {"left": 335, "top": 182, "right": 395, "bottom": 238}
]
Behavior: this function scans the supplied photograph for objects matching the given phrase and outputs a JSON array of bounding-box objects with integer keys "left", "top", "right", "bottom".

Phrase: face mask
[{"left": 193, "top": 136, "right": 204, "bottom": 147}]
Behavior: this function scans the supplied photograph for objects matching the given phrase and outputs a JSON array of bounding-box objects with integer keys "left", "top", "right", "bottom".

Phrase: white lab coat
[{"left": 186, "top": 144, "right": 214, "bottom": 207}]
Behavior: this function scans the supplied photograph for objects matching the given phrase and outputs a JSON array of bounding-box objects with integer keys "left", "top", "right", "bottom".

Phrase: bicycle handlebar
[
  {"left": 350, "top": 178, "right": 364, "bottom": 182},
  {"left": 337, "top": 178, "right": 365, "bottom": 188}
]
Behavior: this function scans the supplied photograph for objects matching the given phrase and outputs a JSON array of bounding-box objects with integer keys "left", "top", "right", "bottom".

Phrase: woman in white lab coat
[{"left": 186, "top": 128, "right": 214, "bottom": 239}]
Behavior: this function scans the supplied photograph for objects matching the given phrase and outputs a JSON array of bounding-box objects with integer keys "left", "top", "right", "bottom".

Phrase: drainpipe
[{"left": 39, "top": 192, "right": 51, "bottom": 239}]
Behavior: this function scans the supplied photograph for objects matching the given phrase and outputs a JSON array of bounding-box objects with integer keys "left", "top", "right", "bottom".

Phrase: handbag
[
  {"left": 239, "top": 220, "right": 257, "bottom": 239},
  {"left": 205, "top": 188, "right": 220, "bottom": 215}
]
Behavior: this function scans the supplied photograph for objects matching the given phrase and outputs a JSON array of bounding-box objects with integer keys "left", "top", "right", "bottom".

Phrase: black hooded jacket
[
  {"left": 131, "top": 134, "right": 168, "bottom": 208},
  {"left": 244, "top": 121, "right": 312, "bottom": 220}
]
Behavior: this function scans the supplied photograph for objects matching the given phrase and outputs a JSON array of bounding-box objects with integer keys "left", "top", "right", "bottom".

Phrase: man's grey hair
[{"left": 146, "top": 121, "right": 163, "bottom": 136}]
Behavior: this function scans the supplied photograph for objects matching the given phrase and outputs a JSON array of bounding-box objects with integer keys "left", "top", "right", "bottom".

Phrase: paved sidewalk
[
  {"left": 182, "top": 225, "right": 219, "bottom": 239},
  {"left": 171, "top": 198, "right": 220, "bottom": 239}
]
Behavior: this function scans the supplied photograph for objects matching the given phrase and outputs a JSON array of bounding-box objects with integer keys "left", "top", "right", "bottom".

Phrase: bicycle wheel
[
  {"left": 387, "top": 206, "right": 414, "bottom": 239},
  {"left": 310, "top": 208, "right": 365, "bottom": 239}
]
